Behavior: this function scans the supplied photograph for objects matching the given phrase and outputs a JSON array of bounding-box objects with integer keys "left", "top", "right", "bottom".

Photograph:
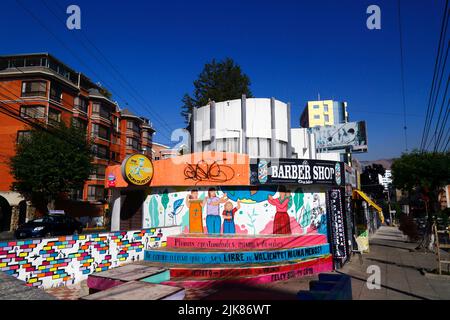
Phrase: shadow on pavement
[
  {"left": 335, "top": 270, "right": 430, "bottom": 300},
  {"left": 201, "top": 283, "right": 298, "bottom": 300}
]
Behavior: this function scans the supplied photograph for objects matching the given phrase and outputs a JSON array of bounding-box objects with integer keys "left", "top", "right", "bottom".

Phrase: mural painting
[
  {"left": 143, "top": 186, "right": 329, "bottom": 238},
  {"left": 0, "top": 226, "right": 180, "bottom": 289},
  {"left": 185, "top": 190, "right": 203, "bottom": 233}
]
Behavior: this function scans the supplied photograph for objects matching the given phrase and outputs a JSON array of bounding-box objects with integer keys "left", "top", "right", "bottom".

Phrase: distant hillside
[{"left": 359, "top": 158, "right": 396, "bottom": 170}]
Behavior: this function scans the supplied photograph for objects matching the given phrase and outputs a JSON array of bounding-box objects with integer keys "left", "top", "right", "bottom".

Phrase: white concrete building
[
  {"left": 290, "top": 128, "right": 316, "bottom": 159},
  {"left": 190, "top": 95, "right": 344, "bottom": 162},
  {"left": 191, "top": 96, "right": 292, "bottom": 158}
]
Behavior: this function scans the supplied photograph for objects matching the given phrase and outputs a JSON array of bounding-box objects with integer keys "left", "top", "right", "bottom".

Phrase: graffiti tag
[{"left": 184, "top": 160, "right": 235, "bottom": 184}]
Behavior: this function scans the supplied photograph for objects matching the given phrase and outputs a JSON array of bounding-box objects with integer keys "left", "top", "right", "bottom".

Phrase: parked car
[{"left": 14, "top": 214, "right": 83, "bottom": 239}]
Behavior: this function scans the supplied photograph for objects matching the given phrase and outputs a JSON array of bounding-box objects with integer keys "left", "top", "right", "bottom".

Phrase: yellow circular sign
[{"left": 121, "top": 153, "right": 154, "bottom": 186}]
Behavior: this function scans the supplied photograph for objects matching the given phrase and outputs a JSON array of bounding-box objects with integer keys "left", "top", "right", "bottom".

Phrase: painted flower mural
[{"left": 143, "top": 186, "right": 328, "bottom": 237}]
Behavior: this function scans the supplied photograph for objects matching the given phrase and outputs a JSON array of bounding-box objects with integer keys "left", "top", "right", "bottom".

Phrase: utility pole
[{"left": 385, "top": 188, "right": 393, "bottom": 226}]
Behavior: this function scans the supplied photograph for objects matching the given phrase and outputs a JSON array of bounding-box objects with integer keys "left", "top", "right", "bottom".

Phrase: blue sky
[{"left": 0, "top": 0, "right": 445, "bottom": 160}]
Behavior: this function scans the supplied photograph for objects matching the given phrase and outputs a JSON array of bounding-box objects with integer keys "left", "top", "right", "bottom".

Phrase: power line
[
  {"left": 350, "top": 110, "right": 424, "bottom": 118},
  {"left": 397, "top": 0, "right": 408, "bottom": 152},
  {"left": 427, "top": 40, "right": 450, "bottom": 151},
  {"left": 434, "top": 99, "right": 449, "bottom": 151},
  {"left": 431, "top": 72, "right": 450, "bottom": 151},
  {"left": 15, "top": 0, "right": 174, "bottom": 143},
  {"left": 421, "top": 0, "right": 449, "bottom": 151},
  {"left": 41, "top": 0, "right": 176, "bottom": 134}
]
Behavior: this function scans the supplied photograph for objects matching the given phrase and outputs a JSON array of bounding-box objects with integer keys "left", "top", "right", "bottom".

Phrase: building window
[
  {"left": 247, "top": 138, "right": 271, "bottom": 158},
  {"left": 112, "top": 116, "right": 119, "bottom": 132},
  {"left": 314, "top": 115, "right": 320, "bottom": 119},
  {"left": 72, "top": 117, "right": 87, "bottom": 132},
  {"left": 69, "top": 189, "right": 83, "bottom": 201},
  {"left": 10, "top": 58, "right": 25, "bottom": 68},
  {"left": 87, "top": 185, "right": 105, "bottom": 201},
  {"left": 92, "top": 102, "right": 111, "bottom": 119},
  {"left": 274, "top": 140, "right": 288, "bottom": 158},
  {"left": 74, "top": 96, "right": 88, "bottom": 113},
  {"left": 25, "top": 57, "right": 43, "bottom": 67},
  {"left": 50, "top": 83, "right": 63, "bottom": 102},
  {"left": 216, "top": 138, "right": 239, "bottom": 153},
  {"left": 126, "top": 137, "right": 140, "bottom": 150},
  {"left": 91, "top": 165, "right": 106, "bottom": 179},
  {"left": 20, "top": 105, "right": 45, "bottom": 118},
  {"left": 142, "top": 131, "right": 152, "bottom": 145},
  {"left": 323, "top": 104, "right": 329, "bottom": 112},
  {"left": 202, "top": 141, "right": 211, "bottom": 151},
  {"left": 16, "top": 130, "right": 31, "bottom": 143},
  {"left": 110, "top": 151, "right": 119, "bottom": 162},
  {"left": 313, "top": 104, "right": 320, "bottom": 109},
  {"left": 324, "top": 114, "right": 330, "bottom": 122},
  {"left": 91, "top": 123, "right": 110, "bottom": 140},
  {"left": 127, "top": 120, "right": 141, "bottom": 134},
  {"left": 21, "top": 81, "right": 47, "bottom": 97},
  {"left": 92, "top": 144, "right": 109, "bottom": 159},
  {"left": 48, "top": 108, "right": 61, "bottom": 124}
]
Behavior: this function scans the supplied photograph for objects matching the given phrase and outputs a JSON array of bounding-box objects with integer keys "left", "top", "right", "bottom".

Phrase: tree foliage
[
  {"left": 9, "top": 122, "right": 94, "bottom": 210},
  {"left": 391, "top": 149, "right": 450, "bottom": 212},
  {"left": 181, "top": 57, "right": 253, "bottom": 124}
]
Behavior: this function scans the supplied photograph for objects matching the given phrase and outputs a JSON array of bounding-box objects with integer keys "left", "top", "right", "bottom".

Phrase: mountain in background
[{"left": 359, "top": 158, "right": 396, "bottom": 170}]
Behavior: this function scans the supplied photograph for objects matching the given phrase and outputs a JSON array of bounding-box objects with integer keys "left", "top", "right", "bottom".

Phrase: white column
[{"left": 110, "top": 189, "right": 122, "bottom": 231}]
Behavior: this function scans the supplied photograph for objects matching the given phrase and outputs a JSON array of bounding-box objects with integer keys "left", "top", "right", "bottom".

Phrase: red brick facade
[{"left": 0, "top": 53, "right": 155, "bottom": 224}]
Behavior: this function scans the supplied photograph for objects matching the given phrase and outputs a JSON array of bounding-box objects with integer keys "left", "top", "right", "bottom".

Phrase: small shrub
[{"left": 398, "top": 214, "right": 420, "bottom": 241}]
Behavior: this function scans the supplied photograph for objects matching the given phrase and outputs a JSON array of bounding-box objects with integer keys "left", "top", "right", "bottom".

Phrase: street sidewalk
[{"left": 338, "top": 226, "right": 450, "bottom": 300}]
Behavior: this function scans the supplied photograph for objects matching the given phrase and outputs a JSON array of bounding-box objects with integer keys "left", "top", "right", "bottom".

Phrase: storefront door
[{"left": 120, "top": 190, "right": 145, "bottom": 231}]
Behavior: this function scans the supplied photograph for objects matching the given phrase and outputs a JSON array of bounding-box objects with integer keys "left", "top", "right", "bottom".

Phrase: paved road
[
  {"left": 246, "top": 226, "right": 450, "bottom": 300},
  {"left": 0, "top": 272, "right": 56, "bottom": 300},
  {"left": 338, "top": 226, "right": 450, "bottom": 300}
]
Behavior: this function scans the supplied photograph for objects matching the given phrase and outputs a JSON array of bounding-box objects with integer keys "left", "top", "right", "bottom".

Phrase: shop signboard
[
  {"left": 250, "top": 158, "right": 344, "bottom": 186},
  {"left": 327, "top": 188, "right": 348, "bottom": 264},
  {"left": 121, "top": 153, "right": 154, "bottom": 186},
  {"left": 309, "top": 121, "right": 368, "bottom": 153}
]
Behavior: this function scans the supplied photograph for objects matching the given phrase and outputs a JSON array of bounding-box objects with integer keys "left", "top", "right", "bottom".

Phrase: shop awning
[
  {"left": 352, "top": 189, "right": 384, "bottom": 224},
  {"left": 352, "top": 190, "right": 382, "bottom": 212}
]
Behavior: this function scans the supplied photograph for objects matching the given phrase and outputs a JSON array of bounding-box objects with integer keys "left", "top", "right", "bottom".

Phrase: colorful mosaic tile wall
[{"left": 0, "top": 226, "right": 181, "bottom": 289}]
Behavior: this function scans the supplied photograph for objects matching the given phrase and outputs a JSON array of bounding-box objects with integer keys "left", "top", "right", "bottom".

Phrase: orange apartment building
[
  {"left": 0, "top": 53, "right": 155, "bottom": 232},
  {"left": 151, "top": 142, "right": 180, "bottom": 160}
]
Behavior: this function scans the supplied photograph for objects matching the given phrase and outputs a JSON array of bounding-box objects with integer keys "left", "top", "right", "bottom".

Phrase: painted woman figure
[
  {"left": 222, "top": 200, "right": 241, "bottom": 234},
  {"left": 203, "top": 188, "right": 227, "bottom": 234},
  {"left": 267, "top": 186, "right": 292, "bottom": 234},
  {"left": 185, "top": 189, "right": 203, "bottom": 233}
]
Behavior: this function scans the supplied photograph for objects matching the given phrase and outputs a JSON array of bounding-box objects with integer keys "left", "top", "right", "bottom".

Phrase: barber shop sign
[{"left": 250, "top": 158, "right": 344, "bottom": 186}]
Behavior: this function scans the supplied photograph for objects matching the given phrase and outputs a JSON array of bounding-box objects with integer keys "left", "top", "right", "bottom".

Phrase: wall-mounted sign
[
  {"left": 327, "top": 188, "right": 348, "bottom": 263},
  {"left": 309, "top": 121, "right": 368, "bottom": 153},
  {"left": 250, "top": 158, "right": 344, "bottom": 186},
  {"left": 121, "top": 153, "right": 154, "bottom": 186},
  {"left": 107, "top": 174, "right": 116, "bottom": 187}
]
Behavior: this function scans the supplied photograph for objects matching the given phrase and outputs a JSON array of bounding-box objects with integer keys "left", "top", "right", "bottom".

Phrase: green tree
[
  {"left": 391, "top": 149, "right": 450, "bottom": 249},
  {"left": 161, "top": 189, "right": 169, "bottom": 226},
  {"left": 181, "top": 58, "right": 253, "bottom": 124},
  {"left": 10, "top": 122, "right": 94, "bottom": 212}
]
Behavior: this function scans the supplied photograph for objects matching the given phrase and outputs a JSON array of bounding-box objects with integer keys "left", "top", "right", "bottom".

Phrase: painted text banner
[{"left": 144, "top": 244, "right": 329, "bottom": 265}]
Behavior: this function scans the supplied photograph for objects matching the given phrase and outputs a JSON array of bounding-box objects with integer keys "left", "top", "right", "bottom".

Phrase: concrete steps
[{"left": 143, "top": 234, "right": 333, "bottom": 285}]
